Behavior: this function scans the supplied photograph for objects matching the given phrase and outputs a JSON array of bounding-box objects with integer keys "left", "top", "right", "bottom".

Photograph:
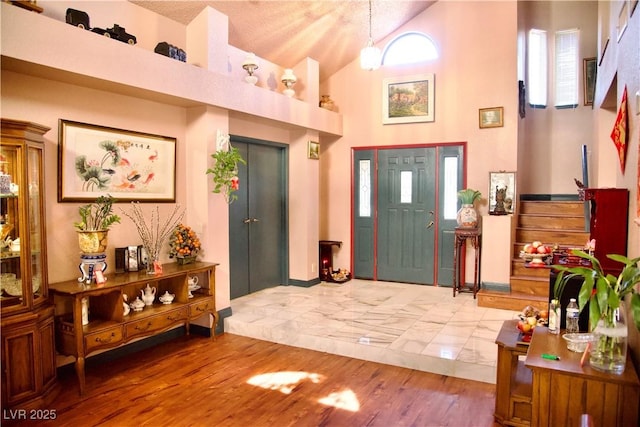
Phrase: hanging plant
[{"left": 206, "top": 132, "right": 246, "bottom": 204}]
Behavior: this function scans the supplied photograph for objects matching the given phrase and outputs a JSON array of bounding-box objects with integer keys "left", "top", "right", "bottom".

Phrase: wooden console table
[
  {"left": 49, "top": 262, "right": 218, "bottom": 394},
  {"left": 453, "top": 227, "right": 481, "bottom": 298},
  {"left": 526, "top": 326, "right": 639, "bottom": 427},
  {"left": 495, "top": 320, "right": 640, "bottom": 427}
]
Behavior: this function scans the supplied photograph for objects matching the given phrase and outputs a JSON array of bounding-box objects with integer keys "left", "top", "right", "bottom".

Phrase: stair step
[
  {"left": 518, "top": 214, "right": 586, "bottom": 230},
  {"left": 477, "top": 289, "right": 548, "bottom": 311},
  {"left": 510, "top": 275, "right": 550, "bottom": 297},
  {"left": 516, "top": 228, "right": 589, "bottom": 246},
  {"left": 511, "top": 260, "right": 550, "bottom": 277},
  {"left": 520, "top": 200, "right": 585, "bottom": 215}
]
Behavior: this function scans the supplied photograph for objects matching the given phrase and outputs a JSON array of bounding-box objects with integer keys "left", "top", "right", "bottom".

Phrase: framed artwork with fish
[{"left": 58, "top": 119, "right": 176, "bottom": 202}]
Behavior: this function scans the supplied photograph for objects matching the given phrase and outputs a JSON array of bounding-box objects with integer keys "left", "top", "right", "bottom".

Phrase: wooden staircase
[{"left": 478, "top": 200, "right": 590, "bottom": 311}]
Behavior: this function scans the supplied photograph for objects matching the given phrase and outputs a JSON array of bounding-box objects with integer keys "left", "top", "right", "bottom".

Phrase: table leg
[{"left": 75, "top": 356, "right": 85, "bottom": 395}]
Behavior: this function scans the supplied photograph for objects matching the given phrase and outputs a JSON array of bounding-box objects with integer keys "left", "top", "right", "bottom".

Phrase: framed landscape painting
[
  {"left": 382, "top": 74, "right": 435, "bottom": 124},
  {"left": 58, "top": 119, "right": 176, "bottom": 202}
]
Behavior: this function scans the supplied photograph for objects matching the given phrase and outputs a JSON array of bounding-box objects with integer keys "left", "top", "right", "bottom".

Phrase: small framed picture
[
  {"left": 583, "top": 57, "right": 597, "bottom": 106},
  {"left": 479, "top": 107, "right": 504, "bottom": 128},
  {"left": 489, "top": 171, "right": 516, "bottom": 215},
  {"left": 308, "top": 141, "right": 319, "bottom": 160}
]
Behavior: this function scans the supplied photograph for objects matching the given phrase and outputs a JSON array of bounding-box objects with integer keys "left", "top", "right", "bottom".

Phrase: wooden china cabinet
[{"left": 0, "top": 119, "right": 57, "bottom": 410}]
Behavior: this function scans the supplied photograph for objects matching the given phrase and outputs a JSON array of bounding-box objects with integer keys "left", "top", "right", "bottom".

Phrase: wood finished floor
[{"left": 17, "top": 334, "right": 500, "bottom": 427}]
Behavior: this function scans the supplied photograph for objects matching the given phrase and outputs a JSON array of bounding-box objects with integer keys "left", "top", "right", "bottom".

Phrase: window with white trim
[
  {"left": 528, "top": 29, "right": 547, "bottom": 107},
  {"left": 382, "top": 32, "right": 438, "bottom": 66},
  {"left": 554, "top": 29, "right": 579, "bottom": 107}
]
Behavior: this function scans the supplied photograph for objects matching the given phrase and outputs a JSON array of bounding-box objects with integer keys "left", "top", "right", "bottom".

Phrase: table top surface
[
  {"left": 525, "top": 324, "right": 640, "bottom": 386},
  {"left": 49, "top": 261, "right": 218, "bottom": 295}
]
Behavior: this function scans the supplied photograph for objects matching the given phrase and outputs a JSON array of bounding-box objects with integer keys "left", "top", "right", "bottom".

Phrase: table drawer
[
  {"left": 189, "top": 297, "right": 214, "bottom": 319},
  {"left": 125, "top": 307, "right": 188, "bottom": 339},
  {"left": 84, "top": 326, "right": 124, "bottom": 353}
]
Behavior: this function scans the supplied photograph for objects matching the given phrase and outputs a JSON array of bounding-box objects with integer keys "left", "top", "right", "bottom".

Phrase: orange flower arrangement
[{"left": 168, "top": 223, "right": 201, "bottom": 259}]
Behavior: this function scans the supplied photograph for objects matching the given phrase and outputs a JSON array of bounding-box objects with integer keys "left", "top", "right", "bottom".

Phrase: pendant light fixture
[{"left": 360, "top": 0, "right": 381, "bottom": 70}]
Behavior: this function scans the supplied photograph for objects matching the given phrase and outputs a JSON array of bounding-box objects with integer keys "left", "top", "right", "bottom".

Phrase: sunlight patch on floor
[
  {"left": 247, "top": 371, "right": 323, "bottom": 394},
  {"left": 318, "top": 389, "right": 360, "bottom": 412}
]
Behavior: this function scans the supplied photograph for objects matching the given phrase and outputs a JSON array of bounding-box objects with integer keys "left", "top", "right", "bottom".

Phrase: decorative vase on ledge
[
  {"left": 77, "top": 230, "right": 109, "bottom": 254},
  {"left": 456, "top": 204, "right": 478, "bottom": 228}
]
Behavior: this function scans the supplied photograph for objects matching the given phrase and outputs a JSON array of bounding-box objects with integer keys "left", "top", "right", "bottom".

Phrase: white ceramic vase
[{"left": 456, "top": 204, "right": 478, "bottom": 228}]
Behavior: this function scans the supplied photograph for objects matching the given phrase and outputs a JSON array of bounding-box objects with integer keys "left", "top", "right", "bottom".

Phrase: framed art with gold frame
[{"left": 479, "top": 107, "right": 504, "bottom": 128}]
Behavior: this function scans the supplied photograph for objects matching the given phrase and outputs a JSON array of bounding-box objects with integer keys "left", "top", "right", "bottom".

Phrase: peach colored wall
[
  {"left": 1, "top": 1, "right": 335, "bottom": 312},
  {"left": 1, "top": 71, "right": 187, "bottom": 281},
  {"left": 518, "top": 1, "right": 598, "bottom": 195},
  {"left": 320, "top": 1, "right": 519, "bottom": 280}
]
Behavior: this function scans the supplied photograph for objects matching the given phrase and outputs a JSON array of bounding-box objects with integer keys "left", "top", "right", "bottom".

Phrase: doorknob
[
  {"left": 243, "top": 218, "right": 251, "bottom": 224},
  {"left": 252, "top": 218, "right": 260, "bottom": 222},
  {"left": 426, "top": 220, "right": 434, "bottom": 229}
]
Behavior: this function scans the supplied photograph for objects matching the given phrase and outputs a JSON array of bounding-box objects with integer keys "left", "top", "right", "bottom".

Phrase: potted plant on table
[
  {"left": 168, "top": 223, "right": 202, "bottom": 265},
  {"left": 553, "top": 250, "right": 640, "bottom": 374},
  {"left": 74, "top": 194, "right": 121, "bottom": 254},
  {"left": 456, "top": 188, "right": 482, "bottom": 228}
]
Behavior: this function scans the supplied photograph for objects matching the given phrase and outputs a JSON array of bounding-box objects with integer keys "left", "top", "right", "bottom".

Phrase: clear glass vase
[
  {"left": 144, "top": 247, "right": 159, "bottom": 275},
  {"left": 589, "top": 307, "right": 627, "bottom": 374}
]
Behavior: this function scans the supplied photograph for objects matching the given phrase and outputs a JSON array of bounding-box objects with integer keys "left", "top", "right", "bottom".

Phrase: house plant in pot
[
  {"left": 168, "top": 223, "right": 202, "bottom": 265},
  {"left": 206, "top": 131, "right": 246, "bottom": 204},
  {"left": 74, "top": 195, "right": 121, "bottom": 254},
  {"left": 456, "top": 188, "right": 482, "bottom": 227},
  {"left": 554, "top": 250, "right": 640, "bottom": 374}
]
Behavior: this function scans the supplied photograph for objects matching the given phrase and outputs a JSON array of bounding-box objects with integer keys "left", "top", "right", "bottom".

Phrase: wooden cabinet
[
  {"left": 495, "top": 320, "right": 532, "bottom": 427},
  {"left": 49, "top": 262, "right": 218, "bottom": 395},
  {"left": 495, "top": 320, "right": 640, "bottom": 427},
  {"left": 0, "top": 119, "right": 57, "bottom": 410},
  {"left": 526, "top": 326, "right": 639, "bottom": 427},
  {"left": 584, "top": 188, "right": 629, "bottom": 275}
]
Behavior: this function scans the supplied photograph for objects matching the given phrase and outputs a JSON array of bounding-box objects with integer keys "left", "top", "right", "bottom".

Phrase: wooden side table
[
  {"left": 452, "top": 227, "right": 481, "bottom": 298},
  {"left": 526, "top": 326, "right": 639, "bottom": 427},
  {"left": 494, "top": 320, "right": 532, "bottom": 426}
]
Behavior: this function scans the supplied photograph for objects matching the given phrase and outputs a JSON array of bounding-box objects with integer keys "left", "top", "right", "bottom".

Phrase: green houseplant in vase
[
  {"left": 456, "top": 188, "right": 482, "bottom": 228},
  {"left": 554, "top": 250, "right": 640, "bottom": 374},
  {"left": 74, "top": 194, "right": 121, "bottom": 254}
]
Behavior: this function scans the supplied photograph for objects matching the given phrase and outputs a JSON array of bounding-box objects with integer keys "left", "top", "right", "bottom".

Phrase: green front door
[
  {"left": 229, "top": 138, "right": 287, "bottom": 299},
  {"left": 353, "top": 144, "right": 463, "bottom": 286},
  {"left": 377, "top": 147, "right": 436, "bottom": 284}
]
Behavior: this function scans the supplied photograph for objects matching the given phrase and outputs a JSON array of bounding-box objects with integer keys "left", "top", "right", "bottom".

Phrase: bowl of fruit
[
  {"left": 519, "top": 241, "right": 555, "bottom": 267},
  {"left": 516, "top": 305, "right": 548, "bottom": 342}
]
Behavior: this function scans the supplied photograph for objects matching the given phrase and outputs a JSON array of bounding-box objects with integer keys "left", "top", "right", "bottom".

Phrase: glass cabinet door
[
  {"left": 0, "top": 145, "right": 25, "bottom": 309},
  {"left": 28, "top": 146, "right": 44, "bottom": 304}
]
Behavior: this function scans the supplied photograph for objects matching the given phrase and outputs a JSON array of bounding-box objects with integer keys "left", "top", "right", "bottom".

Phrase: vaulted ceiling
[{"left": 131, "top": 1, "right": 436, "bottom": 81}]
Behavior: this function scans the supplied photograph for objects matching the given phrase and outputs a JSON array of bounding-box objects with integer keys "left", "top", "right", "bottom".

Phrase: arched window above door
[{"left": 382, "top": 32, "right": 439, "bottom": 66}]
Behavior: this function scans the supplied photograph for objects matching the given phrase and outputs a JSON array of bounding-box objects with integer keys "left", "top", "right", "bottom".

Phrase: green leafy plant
[
  {"left": 457, "top": 188, "right": 482, "bottom": 205},
  {"left": 206, "top": 143, "right": 246, "bottom": 204},
  {"left": 74, "top": 195, "right": 121, "bottom": 231},
  {"left": 553, "top": 250, "right": 640, "bottom": 332}
]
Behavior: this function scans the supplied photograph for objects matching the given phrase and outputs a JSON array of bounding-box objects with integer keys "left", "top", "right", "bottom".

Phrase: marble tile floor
[{"left": 224, "top": 280, "right": 521, "bottom": 384}]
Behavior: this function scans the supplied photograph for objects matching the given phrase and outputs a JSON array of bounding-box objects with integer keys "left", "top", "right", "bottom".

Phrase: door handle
[
  {"left": 252, "top": 218, "right": 260, "bottom": 222},
  {"left": 426, "top": 220, "right": 434, "bottom": 229},
  {"left": 243, "top": 218, "right": 251, "bottom": 224}
]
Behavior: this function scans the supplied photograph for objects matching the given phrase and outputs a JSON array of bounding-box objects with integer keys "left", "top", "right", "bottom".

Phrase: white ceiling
[{"left": 130, "top": 1, "right": 436, "bottom": 81}]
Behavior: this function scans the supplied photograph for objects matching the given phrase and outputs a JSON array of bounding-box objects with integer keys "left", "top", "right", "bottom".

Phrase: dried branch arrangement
[{"left": 120, "top": 203, "right": 184, "bottom": 263}]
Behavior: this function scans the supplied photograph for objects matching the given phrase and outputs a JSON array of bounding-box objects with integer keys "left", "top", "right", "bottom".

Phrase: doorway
[
  {"left": 229, "top": 137, "right": 288, "bottom": 299},
  {"left": 353, "top": 144, "right": 464, "bottom": 286}
]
